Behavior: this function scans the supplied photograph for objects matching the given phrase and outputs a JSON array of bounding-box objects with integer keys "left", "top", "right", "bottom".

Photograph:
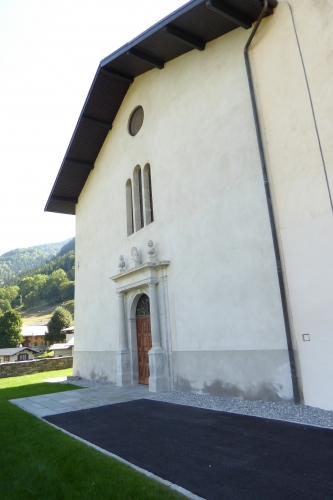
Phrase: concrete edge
[{"left": 43, "top": 418, "right": 205, "bottom": 500}]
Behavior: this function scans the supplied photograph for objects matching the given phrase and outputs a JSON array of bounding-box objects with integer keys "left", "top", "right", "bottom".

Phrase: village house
[
  {"left": 45, "top": 0, "right": 333, "bottom": 411},
  {"left": 21, "top": 325, "right": 49, "bottom": 353},
  {"left": 0, "top": 347, "right": 38, "bottom": 363},
  {"left": 61, "top": 326, "right": 74, "bottom": 343},
  {"left": 49, "top": 337, "right": 74, "bottom": 358}
]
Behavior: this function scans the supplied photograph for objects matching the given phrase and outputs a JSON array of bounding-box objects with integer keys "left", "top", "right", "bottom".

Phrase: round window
[{"left": 128, "top": 106, "right": 144, "bottom": 136}]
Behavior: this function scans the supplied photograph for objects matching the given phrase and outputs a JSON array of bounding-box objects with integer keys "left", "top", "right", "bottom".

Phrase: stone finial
[
  {"left": 147, "top": 240, "right": 156, "bottom": 263},
  {"left": 118, "top": 255, "right": 125, "bottom": 273},
  {"left": 131, "top": 247, "right": 140, "bottom": 268}
]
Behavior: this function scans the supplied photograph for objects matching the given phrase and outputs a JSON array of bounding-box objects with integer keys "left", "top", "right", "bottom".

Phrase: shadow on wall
[
  {"left": 89, "top": 369, "right": 114, "bottom": 384},
  {"left": 175, "top": 376, "right": 293, "bottom": 403}
]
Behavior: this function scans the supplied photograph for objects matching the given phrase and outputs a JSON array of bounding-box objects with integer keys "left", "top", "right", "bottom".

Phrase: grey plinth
[
  {"left": 148, "top": 347, "right": 169, "bottom": 392},
  {"left": 116, "top": 348, "right": 132, "bottom": 386}
]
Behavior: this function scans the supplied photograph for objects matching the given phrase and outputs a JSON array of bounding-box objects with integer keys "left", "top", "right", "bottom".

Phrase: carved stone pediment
[{"left": 110, "top": 260, "right": 170, "bottom": 293}]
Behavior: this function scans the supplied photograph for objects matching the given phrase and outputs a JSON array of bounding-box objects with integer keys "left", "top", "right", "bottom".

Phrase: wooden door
[{"left": 136, "top": 316, "right": 152, "bottom": 384}]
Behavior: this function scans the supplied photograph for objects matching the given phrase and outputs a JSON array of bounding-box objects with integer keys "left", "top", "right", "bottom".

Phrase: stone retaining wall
[{"left": 0, "top": 357, "right": 73, "bottom": 378}]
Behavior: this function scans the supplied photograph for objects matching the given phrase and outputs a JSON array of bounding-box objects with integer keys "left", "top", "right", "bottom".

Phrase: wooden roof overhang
[{"left": 45, "top": 0, "right": 277, "bottom": 215}]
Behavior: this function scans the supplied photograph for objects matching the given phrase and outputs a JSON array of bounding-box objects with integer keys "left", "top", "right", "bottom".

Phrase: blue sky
[{"left": 0, "top": 0, "right": 183, "bottom": 255}]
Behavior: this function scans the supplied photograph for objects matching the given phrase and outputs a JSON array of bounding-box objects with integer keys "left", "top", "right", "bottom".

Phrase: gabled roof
[
  {"left": 0, "top": 347, "right": 38, "bottom": 356},
  {"left": 61, "top": 326, "right": 74, "bottom": 333},
  {"left": 45, "top": 0, "right": 277, "bottom": 215},
  {"left": 50, "top": 342, "right": 73, "bottom": 350},
  {"left": 21, "top": 326, "right": 47, "bottom": 337}
]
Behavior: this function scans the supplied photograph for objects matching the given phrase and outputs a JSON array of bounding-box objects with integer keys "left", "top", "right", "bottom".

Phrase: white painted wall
[
  {"left": 75, "top": 23, "right": 293, "bottom": 400},
  {"left": 251, "top": 0, "right": 333, "bottom": 410}
]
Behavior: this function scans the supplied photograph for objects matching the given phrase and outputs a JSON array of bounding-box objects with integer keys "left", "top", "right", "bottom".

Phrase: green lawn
[
  {"left": 0, "top": 370, "right": 183, "bottom": 499},
  {"left": 35, "top": 350, "right": 54, "bottom": 359}
]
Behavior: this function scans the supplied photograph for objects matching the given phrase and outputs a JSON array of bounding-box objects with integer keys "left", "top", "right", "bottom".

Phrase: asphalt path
[{"left": 44, "top": 399, "right": 333, "bottom": 499}]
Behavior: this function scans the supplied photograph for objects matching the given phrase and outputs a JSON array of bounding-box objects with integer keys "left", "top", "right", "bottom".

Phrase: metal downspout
[{"left": 244, "top": 0, "right": 300, "bottom": 404}]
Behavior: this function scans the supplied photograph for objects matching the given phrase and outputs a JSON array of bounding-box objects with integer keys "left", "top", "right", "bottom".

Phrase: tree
[
  {"left": 19, "top": 276, "right": 35, "bottom": 298},
  {"left": 60, "top": 281, "right": 74, "bottom": 301},
  {"left": 0, "top": 310, "right": 23, "bottom": 348},
  {"left": 67, "top": 265, "right": 75, "bottom": 281},
  {"left": 24, "top": 291, "right": 38, "bottom": 308},
  {"left": 45, "top": 307, "right": 72, "bottom": 344},
  {"left": 43, "top": 269, "right": 68, "bottom": 304},
  {"left": 19, "top": 274, "right": 47, "bottom": 300},
  {"left": 63, "top": 300, "right": 75, "bottom": 317},
  {"left": 0, "top": 286, "right": 19, "bottom": 304},
  {"left": 0, "top": 298, "right": 11, "bottom": 313}
]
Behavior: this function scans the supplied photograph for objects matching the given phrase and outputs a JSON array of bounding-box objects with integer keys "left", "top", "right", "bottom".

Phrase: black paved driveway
[{"left": 44, "top": 399, "right": 333, "bottom": 500}]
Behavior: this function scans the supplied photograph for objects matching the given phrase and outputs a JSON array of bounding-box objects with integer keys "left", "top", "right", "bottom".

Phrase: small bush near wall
[{"left": 0, "top": 357, "right": 73, "bottom": 379}]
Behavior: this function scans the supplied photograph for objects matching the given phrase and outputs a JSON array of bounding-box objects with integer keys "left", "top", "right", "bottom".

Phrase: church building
[{"left": 46, "top": 0, "right": 333, "bottom": 411}]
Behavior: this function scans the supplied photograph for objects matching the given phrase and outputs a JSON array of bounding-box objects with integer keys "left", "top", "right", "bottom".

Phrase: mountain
[{"left": 0, "top": 239, "right": 72, "bottom": 285}]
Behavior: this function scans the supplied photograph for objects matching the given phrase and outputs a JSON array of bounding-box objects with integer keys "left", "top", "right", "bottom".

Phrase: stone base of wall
[{"left": 0, "top": 357, "right": 73, "bottom": 379}]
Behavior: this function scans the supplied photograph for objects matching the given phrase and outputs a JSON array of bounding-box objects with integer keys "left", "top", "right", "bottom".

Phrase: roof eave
[{"left": 45, "top": 0, "right": 277, "bottom": 215}]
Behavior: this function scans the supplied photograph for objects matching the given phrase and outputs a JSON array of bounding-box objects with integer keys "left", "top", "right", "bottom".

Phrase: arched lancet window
[
  {"left": 126, "top": 179, "right": 134, "bottom": 236},
  {"left": 133, "top": 165, "right": 144, "bottom": 231},
  {"left": 136, "top": 294, "right": 150, "bottom": 317},
  {"left": 143, "top": 164, "right": 154, "bottom": 225}
]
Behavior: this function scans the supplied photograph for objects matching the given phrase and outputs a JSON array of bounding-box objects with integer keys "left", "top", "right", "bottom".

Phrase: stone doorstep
[
  {"left": 57, "top": 397, "right": 87, "bottom": 404},
  {"left": 14, "top": 401, "right": 43, "bottom": 409},
  {"left": 31, "top": 400, "right": 73, "bottom": 411},
  {"left": 53, "top": 390, "right": 87, "bottom": 398},
  {"left": 40, "top": 391, "right": 84, "bottom": 400},
  {"left": 9, "top": 384, "right": 168, "bottom": 418},
  {"left": 27, "top": 395, "right": 54, "bottom": 402},
  {"left": 30, "top": 408, "right": 59, "bottom": 417},
  {"left": 63, "top": 403, "right": 98, "bottom": 410}
]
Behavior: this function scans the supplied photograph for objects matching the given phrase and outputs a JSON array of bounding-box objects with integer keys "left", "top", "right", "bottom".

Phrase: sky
[{"left": 0, "top": 0, "right": 184, "bottom": 256}]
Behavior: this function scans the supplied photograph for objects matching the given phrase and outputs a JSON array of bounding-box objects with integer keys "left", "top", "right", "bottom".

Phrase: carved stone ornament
[
  {"left": 147, "top": 240, "right": 156, "bottom": 263},
  {"left": 118, "top": 255, "right": 125, "bottom": 273},
  {"left": 131, "top": 247, "right": 141, "bottom": 267}
]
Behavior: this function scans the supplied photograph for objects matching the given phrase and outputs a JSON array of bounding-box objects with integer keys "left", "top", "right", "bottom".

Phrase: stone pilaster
[
  {"left": 116, "top": 292, "right": 131, "bottom": 386},
  {"left": 148, "top": 282, "right": 169, "bottom": 392}
]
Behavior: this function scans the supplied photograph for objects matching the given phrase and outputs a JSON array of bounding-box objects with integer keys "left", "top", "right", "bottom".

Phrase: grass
[
  {"left": 0, "top": 370, "right": 183, "bottom": 500},
  {"left": 35, "top": 350, "right": 54, "bottom": 359},
  {"left": 20, "top": 302, "right": 57, "bottom": 325},
  {"left": 20, "top": 301, "right": 74, "bottom": 326}
]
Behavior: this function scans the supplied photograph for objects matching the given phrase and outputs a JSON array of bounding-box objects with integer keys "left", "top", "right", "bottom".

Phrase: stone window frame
[
  {"left": 126, "top": 179, "right": 134, "bottom": 236},
  {"left": 133, "top": 165, "right": 144, "bottom": 231},
  {"left": 143, "top": 163, "right": 154, "bottom": 225},
  {"left": 128, "top": 105, "right": 144, "bottom": 137},
  {"left": 127, "top": 163, "right": 154, "bottom": 235}
]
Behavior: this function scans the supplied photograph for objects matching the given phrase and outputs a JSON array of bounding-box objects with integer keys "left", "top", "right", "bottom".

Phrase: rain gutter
[{"left": 243, "top": 0, "right": 300, "bottom": 404}]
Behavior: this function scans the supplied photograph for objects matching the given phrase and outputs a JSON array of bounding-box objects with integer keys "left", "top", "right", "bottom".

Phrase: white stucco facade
[
  {"left": 70, "top": 0, "right": 333, "bottom": 410},
  {"left": 250, "top": 0, "right": 333, "bottom": 410}
]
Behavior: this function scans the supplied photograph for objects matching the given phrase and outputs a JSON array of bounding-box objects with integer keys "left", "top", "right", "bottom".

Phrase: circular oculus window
[{"left": 128, "top": 106, "right": 144, "bottom": 136}]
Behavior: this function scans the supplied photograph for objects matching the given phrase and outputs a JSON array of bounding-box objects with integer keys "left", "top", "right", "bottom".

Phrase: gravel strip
[
  {"left": 64, "top": 377, "right": 333, "bottom": 429},
  {"left": 150, "top": 391, "right": 333, "bottom": 429}
]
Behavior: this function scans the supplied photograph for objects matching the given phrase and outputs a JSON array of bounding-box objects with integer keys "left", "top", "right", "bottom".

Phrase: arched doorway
[{"left": 136, "top": 294, "right": 152, "bottom": 385}]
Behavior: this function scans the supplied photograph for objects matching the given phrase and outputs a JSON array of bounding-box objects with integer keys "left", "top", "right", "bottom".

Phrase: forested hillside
[
  {"left": 0, "top": 240, "right": 71, "bottom": 285},
  {"left": 0, "top": 238, "right": 75, "bottom": 313}
]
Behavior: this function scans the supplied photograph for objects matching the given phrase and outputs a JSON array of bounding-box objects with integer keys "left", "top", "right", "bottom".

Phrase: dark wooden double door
[{"left": 136, "top": 315, "right": 152, "bottom": 385}]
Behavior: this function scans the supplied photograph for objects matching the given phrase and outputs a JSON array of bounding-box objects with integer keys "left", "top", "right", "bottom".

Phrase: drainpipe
[{"left": 244, "top": 0, "right": 300, "bottom": 404}]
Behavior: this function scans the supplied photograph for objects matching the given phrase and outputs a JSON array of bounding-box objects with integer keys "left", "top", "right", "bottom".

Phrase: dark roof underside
[{"left": 45, "top": 0, "right": 276, "bottom": 215}]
